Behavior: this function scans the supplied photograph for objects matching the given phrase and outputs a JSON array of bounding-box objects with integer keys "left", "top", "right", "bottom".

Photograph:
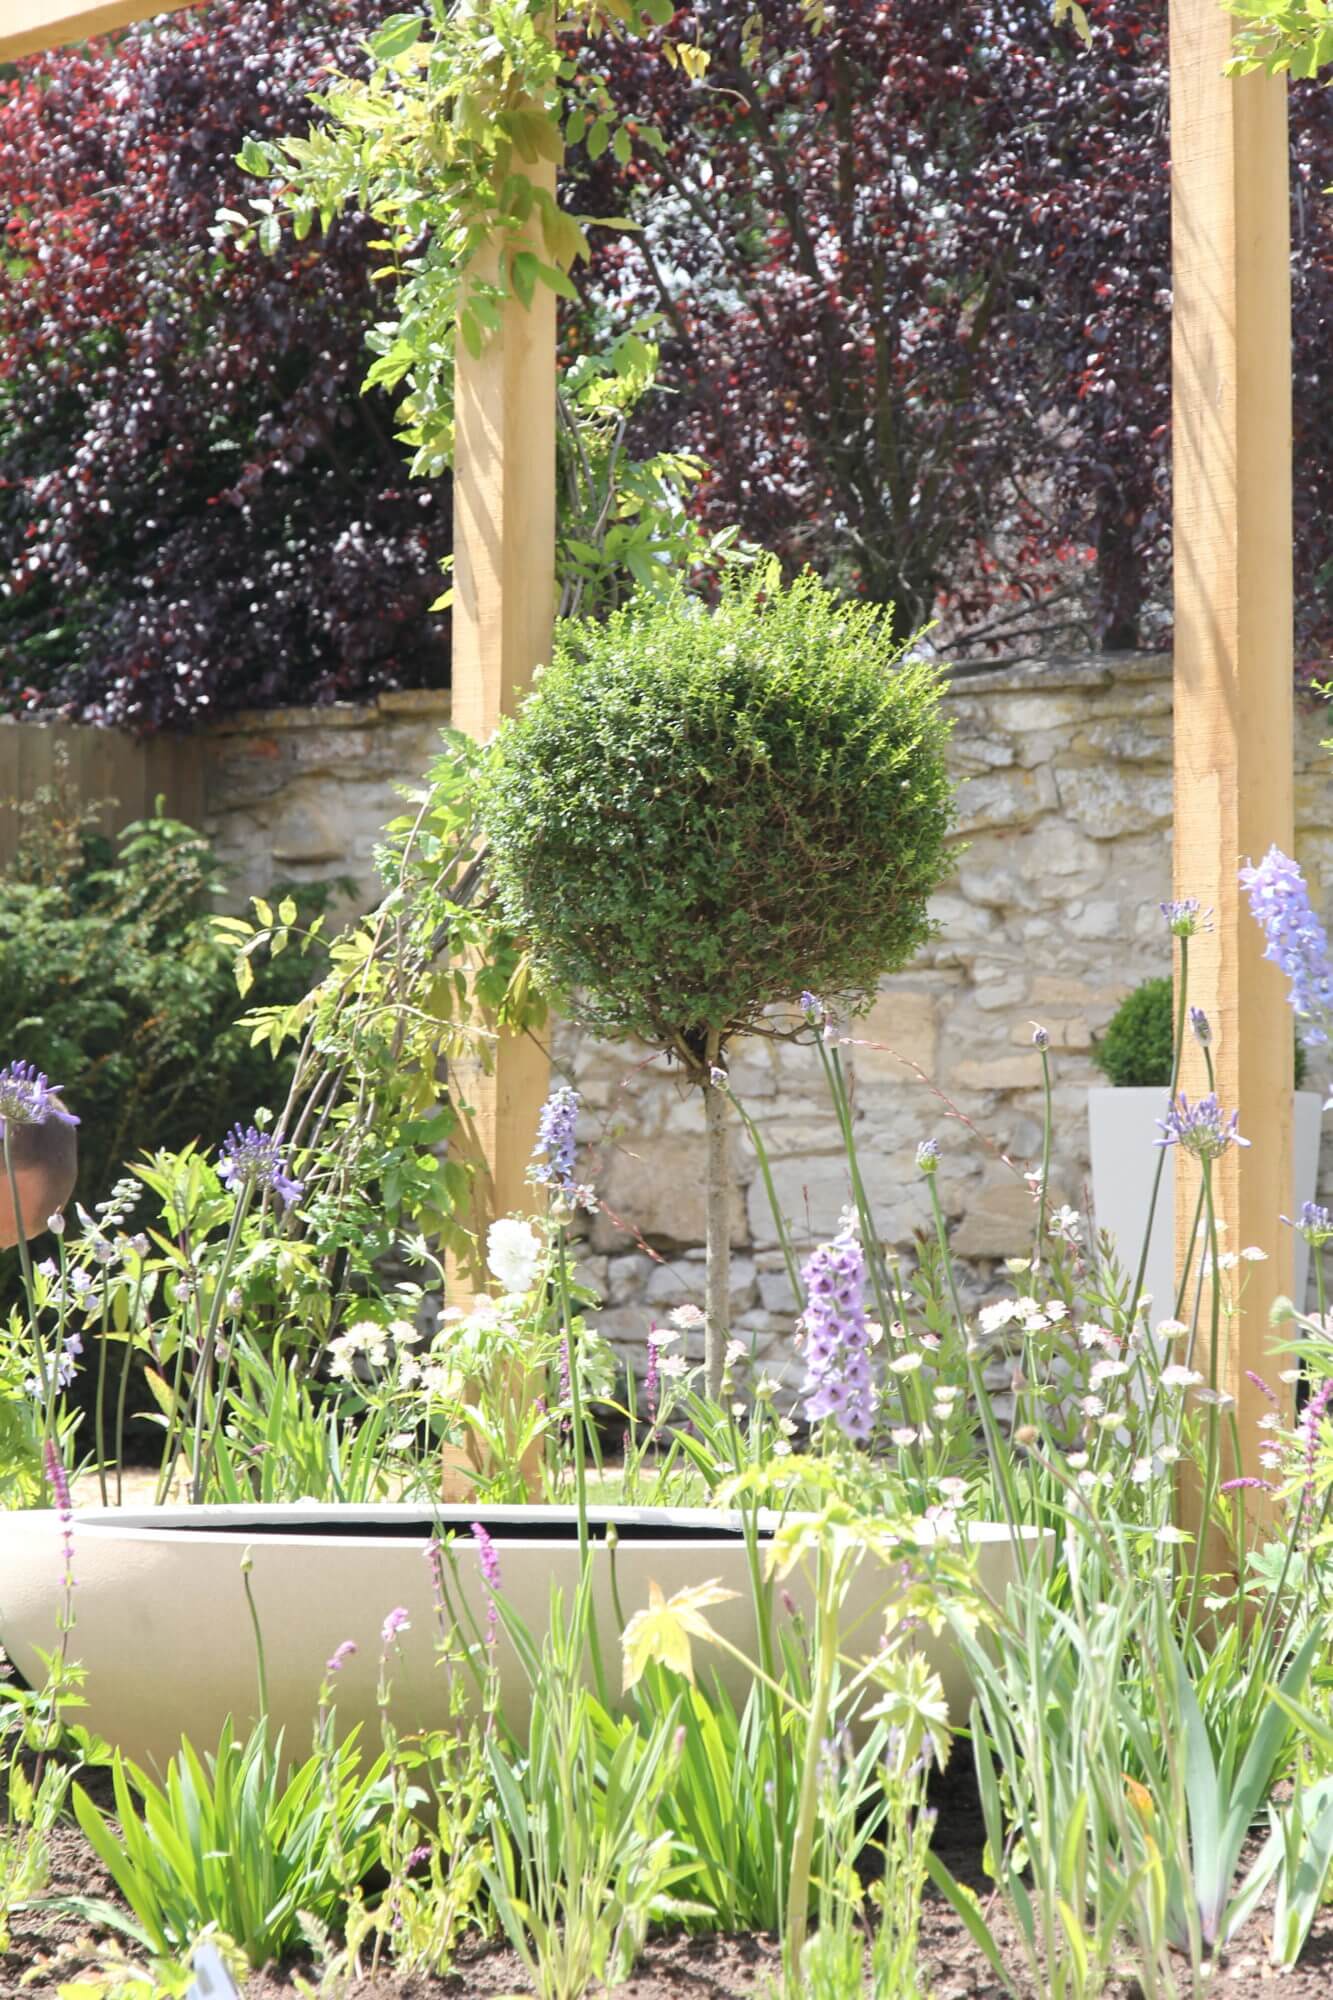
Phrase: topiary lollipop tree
[{"left": 478, "top": 562, "right": 956, "bottom": 1396}]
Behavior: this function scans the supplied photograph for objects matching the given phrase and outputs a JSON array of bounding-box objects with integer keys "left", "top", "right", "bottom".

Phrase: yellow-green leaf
[{"left": 621, "top": 1576, "right": 737, "bottom": 1691}]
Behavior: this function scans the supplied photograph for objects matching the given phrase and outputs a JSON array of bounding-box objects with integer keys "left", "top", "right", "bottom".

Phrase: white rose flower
[{"left": 486, "top": 1218, "right": 543, "bottom": 1297}]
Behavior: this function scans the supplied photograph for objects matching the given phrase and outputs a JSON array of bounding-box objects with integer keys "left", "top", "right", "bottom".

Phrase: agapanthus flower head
[
  {"left": 0, "top": 1061, "right": 79, "bottom": 1133},
  {"left": 1285, "top": 1201, "right": 1333, "bottom": 1247},
  {"left": 1240, "top": 846, "right": 1333, "bottom": 1047},
  {"left": 798, "top": 1222, "right": 876, "bottom": 1443},
  {"left": 218, "top": 1125, "right": 303, "bottom": 1205},
  {"left": 798, "top": 991, "right": 823, "bottom": 1020},
  {"left": 1156, "top": 1093, "right": 1249, "bottom": 1161},
  {"left": 1189, "top": 1006, "right": 1211, "bottom": 1047},
  {"left": 915, "top": 1139, "right": 940, "bottom": 1174},
  {"left": 1161, "top": 899, "right": 1213, "bottom": 939},
  {"left": 530, "top": 1085, "right": 580, "bottom": 1196},
  {"left": 1030, "top": 1023, "right": 1050, "bottom": 1051}
]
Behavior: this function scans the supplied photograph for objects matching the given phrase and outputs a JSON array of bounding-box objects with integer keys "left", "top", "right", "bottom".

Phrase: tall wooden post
[
  {"left": 1170, "top": 0, "right": 1294, "bottom": 1499},
  {"left": 448, "top": 162, "right": 556, "bottom": 1299}
]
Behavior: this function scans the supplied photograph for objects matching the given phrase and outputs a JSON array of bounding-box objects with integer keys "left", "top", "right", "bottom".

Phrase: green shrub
[
  {"left": 0, "top": 765, "right": 337, "bottom": 1210},
  {"left": 478, "top": 564, "right": 956, "bottom": 1062},
  {"left": 1093, "top": 975, "right": 1307, "bottom": 1088}
]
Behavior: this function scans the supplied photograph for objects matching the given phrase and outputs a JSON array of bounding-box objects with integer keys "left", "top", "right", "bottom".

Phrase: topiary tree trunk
[{"left": 702, "top": 1056, "right": 731, "bottom": 1400}]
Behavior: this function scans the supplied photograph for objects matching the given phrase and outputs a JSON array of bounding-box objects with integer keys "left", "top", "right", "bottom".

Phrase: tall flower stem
[
  {"left": 703, "top": 1044, "right": 731, "bottom": 1401},
  {"left": 1184, "top": 1159, "right": 1223, "bottom": 1641},
  {"left": 1130, "top": 938, "right": 1191, "bottom": 1321},
  {"left": 1034, "top": 1040, "right": 1053, "bottom": 1261},
  {"left": 3, "top": 1127, "right": 53, "bottom": 1432},
  {"left": 784, "top": 1541, "right": 840, "bottom": 1978},
  {"left": 554, "top": 1219, "right": 609, "bottom": 1710},
  {"left": 925, "top": 1174, "right": 1025, "bottom": 1557},
  {"left": 188, "top": 1183, "right": 252, "bottom": 1503}
]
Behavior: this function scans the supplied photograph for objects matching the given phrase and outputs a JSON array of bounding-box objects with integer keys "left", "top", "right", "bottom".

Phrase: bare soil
[{"left": 9, "top": 1758, "right": 1333, "bottom": 1998}]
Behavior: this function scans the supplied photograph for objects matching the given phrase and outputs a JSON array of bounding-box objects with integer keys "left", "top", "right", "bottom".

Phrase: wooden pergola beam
[
  {"left": 0, "top": 0, "right": 193, "bottom": 61},
  {"left": 1170, "top": 0, "right": 1294, "bottom": 1500}
]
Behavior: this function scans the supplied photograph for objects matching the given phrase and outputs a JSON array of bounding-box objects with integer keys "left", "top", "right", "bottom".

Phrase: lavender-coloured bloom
[
  {"left": 381, "top": 1606, "right": 411, "bottom": 1647},
  {"left": 1031, "top": 1023, "right": 1050, "bottom": 1051},
  {"left": 798, "top": 991, "right": 822, "bottom": 1019},
  {"left": 1160, "top": 899, "right": 1213, "bottom": 938},
  {"left": 326, "top": 1639, "right": 358, "bottom": 1674},
  {"left": 218, "top": 1124, "right": 303, "bottom": 1205},
  {"left": 471, "top": 1522, "right": 502, "bottom": 1593},
  {"left": 1240, "top": 846, "right": 1333, "bottom": 1047},
  {"left": 1156, "top": 1093, "right": 1249, "bottom": 1161},
  {"left": 0, "top": 1060, "right": 79, "bottom": 1133},
  {"left": 1189, "top": 1006, "right": 1211, "bottom": 1047},
  {"left": 915, "top": 1139, "right": 940, "bottom": 1175},
  {"left": 1285, "top": 1201, "right": 1333, "bottom": 1247},
  {"left": 44, "top": 1441, "right": 74, "bottom": 1586},
  {"left": 798, "top": 1224, "right": 876, "bottom": 1444},
  {"left": 530, "top": 1085, "right": 580, "bottom": 1195}
]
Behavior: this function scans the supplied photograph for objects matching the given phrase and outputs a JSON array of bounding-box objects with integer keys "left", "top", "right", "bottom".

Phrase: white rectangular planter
[{"left": 1088, "top": 1088, "right": 1323, "bottom": 1320}]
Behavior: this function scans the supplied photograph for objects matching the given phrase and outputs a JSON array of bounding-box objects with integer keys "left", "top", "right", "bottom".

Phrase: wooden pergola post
[
  {"left": 1169, "top": 0, "right": 1295, "bottom": 1498},
  {"left": 448, "top": 170, "right": 556, "bottom": 1296},
  {"left": 0, "top": 1, "right": 554, "bottom": 1307}
]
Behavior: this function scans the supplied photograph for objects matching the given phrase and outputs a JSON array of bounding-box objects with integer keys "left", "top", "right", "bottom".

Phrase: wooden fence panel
[{"left": 0, "top": 722, "right": 206, "bottom": 872}]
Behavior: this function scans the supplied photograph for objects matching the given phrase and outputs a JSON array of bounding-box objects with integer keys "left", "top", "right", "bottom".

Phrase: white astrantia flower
[
  {"left": 657, "top": 1354, "right": 689, "bottom": 1379},
  {"left": 979, "top": 1299, "right": 1021, "bottom": 1335},
  {"left": 670, "top": 1303, "right": 706, "bottom": 1330},
  {"left": 1156, "top": 1318, "right": 1189, "bottom": 1340},
  {"left": 1090, "top": 1359, "right": 1129, "bottom": 1386},
  {"left": 1161, "top": 1364, "right": 1203, "bottom": 1389},
  {"left": 486, "top": 1217, "right": 543, "bottom": 1297},
  {"left": 1194, "top": 1387, "right": 1235, "bottom": 1409},
  {"left": 890, "top": 1427, "right": 918, "bottom": 1447},
  {"left": 889, "top": 1352, "right": 923, "bottom": 1374},
  {"left": 1131, "top": 1456, "right": 1156, "bottom": 1485},
  {"left": 1043, "top": 1300, "right": 1069, "bottom": 1322},
  {"left": 724, "top": 1339, "right": 748, "bottom": 1367},
  {"left": 1240, "top": 1246, "right": 1269, "bottom": 1262}
]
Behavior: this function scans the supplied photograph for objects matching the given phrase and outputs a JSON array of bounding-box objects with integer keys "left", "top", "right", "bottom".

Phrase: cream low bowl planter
[
  {"left": 1089, "top": 1088, "right": 1323, "bottom": 1318},
  {"left": 0, "top": 1504, "right": 1043, "bottom": 1774}
]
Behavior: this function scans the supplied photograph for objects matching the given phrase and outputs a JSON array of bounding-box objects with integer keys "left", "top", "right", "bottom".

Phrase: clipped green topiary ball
[
  {"left": 478, "top": 564, "right": 956, "bottom": 1065},
  {"left": 1093, "top": 977, "right": 1178, "bottom": 1089},
  {"left": 1093, "top": 976, "right": 1308, "bottom": 1088}
]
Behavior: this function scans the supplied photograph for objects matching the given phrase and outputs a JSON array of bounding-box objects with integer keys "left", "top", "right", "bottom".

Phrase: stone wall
[
  {"left": 200, "top": 690, "right": 454, "bottom": 917},
  {"left": 555, "top": 653, "right": 1333, "bottom": 1373},
  {"left": 188, "top": 657, "right": 1333, "bottom": 1378}
]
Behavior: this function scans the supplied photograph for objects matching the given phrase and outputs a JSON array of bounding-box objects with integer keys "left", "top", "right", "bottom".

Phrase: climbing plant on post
[{"left": 477, "top": 563, "right": 956, "bottom": 1394}]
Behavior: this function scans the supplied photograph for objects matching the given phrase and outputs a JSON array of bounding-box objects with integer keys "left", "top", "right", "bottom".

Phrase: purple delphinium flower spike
[
  {"left": 1156, "top": 1093, "right": 1249, "bottom": 1161},
  {"left": 44, "top": 1440, "right": 74, "bottom": 1587},
  {"left": 471, "top": 1522, "right": 502, "bottom": 1593},
  {"left": 798, "top": 1222, "right": 876, "bottom": 1445},
  {"left": 0, "top": 1061, "right": 79, "bottom": 1134},
  {"left": 1240, "top": 846, "right": 1333, "bottom": 1047},
  {"left": 218, "top": 1124, "right": 303, "bottom": 1205},
  {"left": 530, "top": 1085, "right": 579, "bottom": 1190}
]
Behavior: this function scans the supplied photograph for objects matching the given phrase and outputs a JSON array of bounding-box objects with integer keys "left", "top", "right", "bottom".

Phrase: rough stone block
[
  {"left": 1055, "top": 766, "right": 1172, "bottom": 839},
  {"left": 594, "top": 1135, "right": 747, "bottom": 1253},
  {"left": 949, "top": 1177, "right": 1038, "bottom": 1258},
  {"left": 950, "top": 1054, "right": 1045, "bottom": 1091},
  {"left": 850, "top": 991, "right": 939, "bottom": 1078}
]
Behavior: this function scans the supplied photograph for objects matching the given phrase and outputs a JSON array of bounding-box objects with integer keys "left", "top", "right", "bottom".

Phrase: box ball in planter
[
  {"left": 1089, "top": 978, "right": 1322, "bottom": 1316},
  {"left": 0, "top": 1503, "right": 1046, "bottom": 1774}
]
